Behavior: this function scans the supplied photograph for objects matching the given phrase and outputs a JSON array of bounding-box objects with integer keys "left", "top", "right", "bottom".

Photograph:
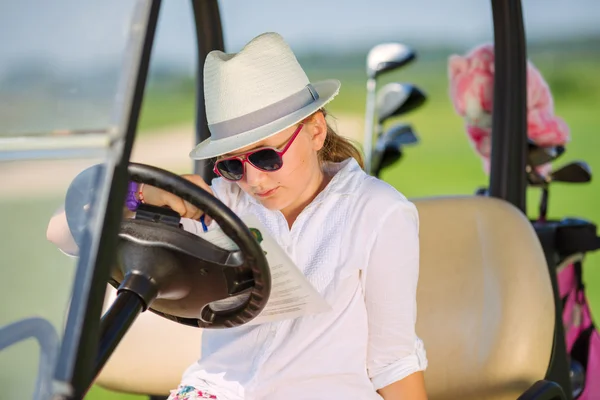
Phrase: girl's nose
[{"left": 244, "top": 162, "right": 267, "bottom": 186}]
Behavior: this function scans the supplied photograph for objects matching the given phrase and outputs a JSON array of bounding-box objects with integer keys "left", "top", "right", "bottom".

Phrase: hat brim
[{"left": 189, "top": 79, "right": 341, "bottom": 160}]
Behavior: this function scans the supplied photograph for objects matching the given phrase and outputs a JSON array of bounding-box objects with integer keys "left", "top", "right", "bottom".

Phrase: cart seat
[
  {"left": 95, "top": 195, "right": 556, "bottom": 399},
  {"left": 414, "top": 196, "right": 555, "bottom": 400}
]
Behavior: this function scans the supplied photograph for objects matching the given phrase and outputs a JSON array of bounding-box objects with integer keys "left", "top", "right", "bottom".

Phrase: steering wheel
[{"left": 64, "top": 162, "right": 271, "bottom": 329}]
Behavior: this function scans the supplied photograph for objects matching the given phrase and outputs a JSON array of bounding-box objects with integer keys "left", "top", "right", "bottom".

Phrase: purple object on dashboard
[{"left": 125, "top": 181, "right": 140, "bottom": 211}]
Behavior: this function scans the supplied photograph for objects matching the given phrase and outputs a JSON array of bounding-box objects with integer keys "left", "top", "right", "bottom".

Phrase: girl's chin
[
  {"left": 258, "top": 197, "right": 284, "bottom": 210},
  {"left": 256, "top": 193, "right": 291, "bottom": 211}
]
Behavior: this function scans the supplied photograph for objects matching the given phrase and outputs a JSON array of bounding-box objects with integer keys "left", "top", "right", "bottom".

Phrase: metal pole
[
  {"left": 191, "top": 0, "right": 225, "bottom": 182},
  {"left": 489, "top": 0, "right": 527, "bottom": 213},
  {"left": 535, "top": 227, "right": 574, "bottom": 399},
  {"left": 490, "top": 2, "right": 573, "bottom": 396},
  {"left": 83, "top": 291, "right": 144, "bottom": 398},
  {"left": 363, "top": 78, "right": 377, "bottom": 175}
]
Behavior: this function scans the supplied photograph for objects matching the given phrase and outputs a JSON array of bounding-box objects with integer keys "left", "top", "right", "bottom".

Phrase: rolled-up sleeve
[{"left": 363, "top": 202, "right": 428, "bottom": 390}]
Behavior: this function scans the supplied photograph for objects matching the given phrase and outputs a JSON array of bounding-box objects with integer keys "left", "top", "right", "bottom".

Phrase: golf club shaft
[
  {"left": 363, "top": 78, "right": 377, "bottom": 175},
  {"left": 539, "top": 186, "right": 549, "bottom": 221}
]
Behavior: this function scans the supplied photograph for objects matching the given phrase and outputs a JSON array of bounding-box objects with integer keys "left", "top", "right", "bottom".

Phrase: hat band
[{"left": 209, "top": 84, "right": 319, "bottom": 140}]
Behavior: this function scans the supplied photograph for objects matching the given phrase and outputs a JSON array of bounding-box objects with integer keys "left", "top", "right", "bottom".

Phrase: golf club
[
  {"left": 363, "top": 43, "right": 416, "bottom": 174},
  {"left": 372, "top": 123, "right": 419, "bottom": 177},
  {"left": 531, "top": 161, "right": 592, "bottom": 221},
  {"left": 528, "top": 139, "right": 566, "bottom": 168},
  {"left": 377, "top": 82, "right": 427, "bottom": 124},
  {"left": 551, "top": 160, "right": 592, "bottom": 183},
  {"left": 476, "top": 140, "right": 567, "bottom": 196}
]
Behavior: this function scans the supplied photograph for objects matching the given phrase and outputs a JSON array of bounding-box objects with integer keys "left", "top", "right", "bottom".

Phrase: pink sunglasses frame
[{"left": 213, "top": 124, "right": 305, "bottom": 181}]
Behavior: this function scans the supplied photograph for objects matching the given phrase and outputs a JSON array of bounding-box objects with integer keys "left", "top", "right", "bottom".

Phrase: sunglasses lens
[
  {"left": 216, "top": 159, "right": 244, "bottom": 181},
  {"left": 248, "top": 149, "right": 283, "bottom": 171}
]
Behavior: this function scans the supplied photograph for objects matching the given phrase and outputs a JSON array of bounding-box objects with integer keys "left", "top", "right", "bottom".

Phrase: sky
[
  {"left": 161, "top": 0, "right": 600, "bottom": 63},
  {"left": 1, "top": 0, "right": 598, "bottom": 134},
  {"left": 1, "top": 0, "right": 599, "bottom": 77}
]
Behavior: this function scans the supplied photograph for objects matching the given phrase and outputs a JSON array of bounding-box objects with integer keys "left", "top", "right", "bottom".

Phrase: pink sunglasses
[{"left": 213, "top": 124, "right": 304, "bottom": 181}]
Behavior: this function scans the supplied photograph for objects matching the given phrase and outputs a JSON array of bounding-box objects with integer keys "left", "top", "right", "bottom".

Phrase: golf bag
[{"left": 558, "top": 257, "right": 600, "bottom": 399}]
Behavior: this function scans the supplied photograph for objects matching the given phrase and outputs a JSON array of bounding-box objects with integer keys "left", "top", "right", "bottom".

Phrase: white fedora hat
[{"left": 189, "top": 32, "right": 341, "bottom": 160}]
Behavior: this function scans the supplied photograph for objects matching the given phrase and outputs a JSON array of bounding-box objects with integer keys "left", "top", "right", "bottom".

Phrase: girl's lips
[{"left": 256, "top": 187, "right": 278, "bottom": 198}]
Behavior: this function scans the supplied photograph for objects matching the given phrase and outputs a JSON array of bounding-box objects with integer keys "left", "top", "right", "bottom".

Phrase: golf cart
[{"left": 0, "top": 0, "right": 597, "bottom": 399}]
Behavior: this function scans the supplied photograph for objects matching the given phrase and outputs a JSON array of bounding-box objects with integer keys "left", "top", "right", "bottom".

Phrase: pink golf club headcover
[{"left": 447, "top": 43, "right": 570, "bottom": 176}]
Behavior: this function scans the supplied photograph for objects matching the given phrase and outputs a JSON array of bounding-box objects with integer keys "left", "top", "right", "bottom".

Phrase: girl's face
[{"left": 217, "top": 112, "right": 328, "bottom": 214}]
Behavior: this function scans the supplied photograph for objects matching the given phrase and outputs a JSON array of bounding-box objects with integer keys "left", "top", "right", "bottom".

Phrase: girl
[{"left": 48, "top": 32, "right": 428, "bottom": 400}]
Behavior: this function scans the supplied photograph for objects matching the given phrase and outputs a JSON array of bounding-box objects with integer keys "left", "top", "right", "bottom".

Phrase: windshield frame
[{"left": 50, "top": 1, "right": 162, "bottom": 398}]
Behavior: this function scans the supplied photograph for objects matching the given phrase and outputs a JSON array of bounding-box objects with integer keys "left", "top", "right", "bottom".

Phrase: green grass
[
  {"left": 2, "top": 54, "right": 600, "bottom": 400},
  {"left": 137, "top": 79, "right": 196, "bottom": 133},
  {"left": 0, "top": 195, "right": 147, "bottom": 400},
  {"left": 86, "top": 386, "right": 145, "bottom": 400},
  {"left": 0, "top": 196, "right": 78, "bottom": 400}
]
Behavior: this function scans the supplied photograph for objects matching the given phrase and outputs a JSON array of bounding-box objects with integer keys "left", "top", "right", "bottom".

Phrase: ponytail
[{"left": 308, "top": 109, "right": 365, "bottom": 169}]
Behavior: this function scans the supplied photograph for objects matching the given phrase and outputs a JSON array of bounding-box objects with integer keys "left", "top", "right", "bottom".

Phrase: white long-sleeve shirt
[{"left": 179, "top": 158, "right": 427, "bottom": 399}]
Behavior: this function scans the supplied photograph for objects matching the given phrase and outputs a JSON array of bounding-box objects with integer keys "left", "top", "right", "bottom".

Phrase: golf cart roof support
[
  {"left": 192, "top": 0, "right": 224, "bottom": 182},
  {"left": 52, "top": 1, "right": 163, "bottom": 399},
  {"left": 488, "top": 3, "right": 573, "bottom": 395},
  {"left": 489, "top": 2, "right": 573, "bottom": 395},
  {"left": 488, "top": 0, "right": 528, "bottom": 213}
]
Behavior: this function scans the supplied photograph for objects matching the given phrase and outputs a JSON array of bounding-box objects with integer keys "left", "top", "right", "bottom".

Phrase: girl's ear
[{"left": 308, "top": 111, "right": 328, "bottom": 151}]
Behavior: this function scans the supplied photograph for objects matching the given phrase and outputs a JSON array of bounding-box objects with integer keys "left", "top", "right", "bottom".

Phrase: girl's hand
[{"left": 139, "top": 174, "right": 214, "bottom": 223}]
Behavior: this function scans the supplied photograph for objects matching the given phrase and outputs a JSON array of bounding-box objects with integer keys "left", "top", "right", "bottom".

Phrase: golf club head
[
  {"left": 381, "top": 123, "right": 419, "bottom": 147},
  {"left": 526, "top": 165, "right": 547, "bottom": 187},
  {"left": 475, "top": 187, "right": 489, "bottom": 196},
  {"left": 366, "top": 43, "right": 416, "bottom": 79},
  {"left": 551, "top": 161, "right": 592, "bottom": 183},
  {"left": 528, "top": 139, "right": 565, "bottom": 167},
  {"left": 372, "top": 124, "right": 419, "bottom": 176},
  {"left": 376, "top": 82, "right": 427, "bottom": 123}
]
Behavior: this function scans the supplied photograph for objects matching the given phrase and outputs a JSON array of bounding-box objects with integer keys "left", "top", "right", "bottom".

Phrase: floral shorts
[{"left": 167, "top": 385, "right": 218, "bottom": 399}]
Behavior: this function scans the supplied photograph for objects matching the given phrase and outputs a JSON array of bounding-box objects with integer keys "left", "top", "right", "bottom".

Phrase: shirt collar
[{"left": 317, "top": 157, "right": 364, "bottom": 199}]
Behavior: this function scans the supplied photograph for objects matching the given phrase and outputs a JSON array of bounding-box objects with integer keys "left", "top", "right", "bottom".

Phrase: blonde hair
[{"left": 303, "top": 109, "right": 365, "bottom": 169}]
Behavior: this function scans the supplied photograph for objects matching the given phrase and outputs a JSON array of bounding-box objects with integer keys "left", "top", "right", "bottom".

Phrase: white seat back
[{"left": 414, "top": 196, "right": 555, "bottom": 400}]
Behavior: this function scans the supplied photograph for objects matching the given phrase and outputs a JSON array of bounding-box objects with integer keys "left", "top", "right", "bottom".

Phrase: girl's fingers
[
  {"left": 165, "top": 196, "right": 187, "bottom": 217},
  {"left": 182, "top": 200, "right": 203, "bottom": 220},
  {"left": 203, "top": 214, "right": 214, "bottom": 227}
]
